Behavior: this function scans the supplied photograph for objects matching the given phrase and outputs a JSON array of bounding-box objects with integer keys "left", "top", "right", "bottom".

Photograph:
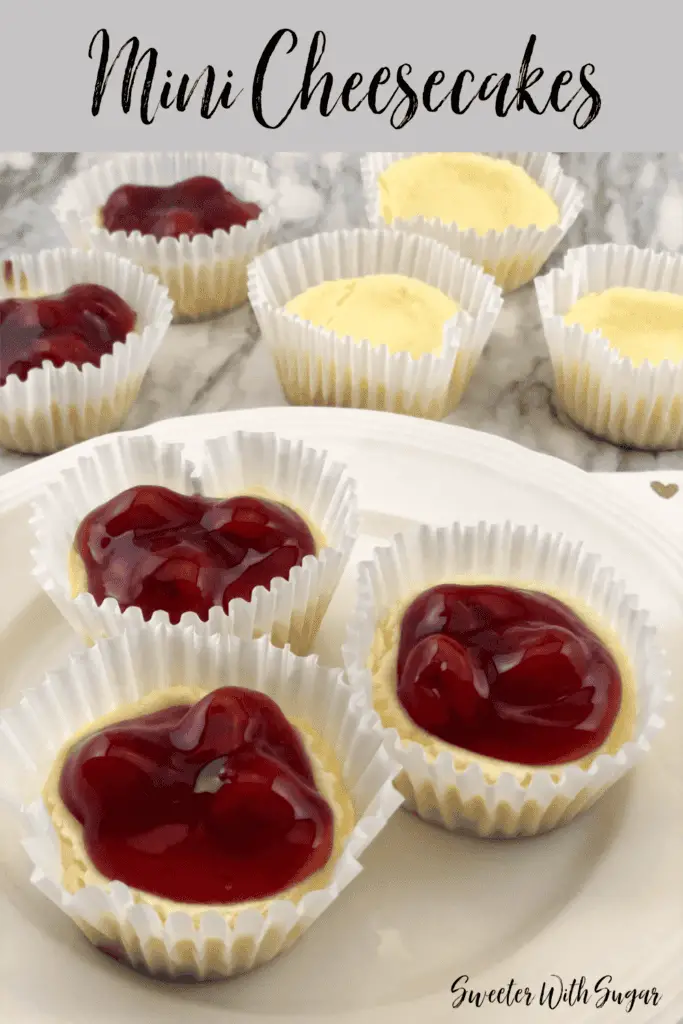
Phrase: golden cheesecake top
[
  {"left": 564, "top": 286, "right": 683, "bottom": 367},
  {"left": 285, "top": 274, "right": 459, "bottom": 358},
  {"left": 378, "top": 153, "right": 560, "bottom": 235}
]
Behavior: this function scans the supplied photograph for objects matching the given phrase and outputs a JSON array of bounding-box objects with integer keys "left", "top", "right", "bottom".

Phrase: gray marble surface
[{"left": 3, "top": 151, "right": 683, "bottom": 479}]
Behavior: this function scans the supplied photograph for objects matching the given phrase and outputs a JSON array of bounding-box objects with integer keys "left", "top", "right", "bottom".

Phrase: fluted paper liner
[
  {"left": 0, "top": 627, "right": 403, "bottom": 980},
  {"left": 536, "top": 243, "right": 683, "bottom": 449},
  {"left": 361, "top": 152, "right": 584, "bottom": 293},
  {"left": 248, "top": 228, "right": 502, "bottom": 420},
  {"left": 54, "top": 152, "right": 278, "bottom": 321},
  {"left": 0, "top": 248, "right": 172, "bottom": 454},
  {"left": 30, "top": 429, "right": 358, "bottom": 654},
  {"left": 342, "top": 521, "right": 669, "bottom": 838}
]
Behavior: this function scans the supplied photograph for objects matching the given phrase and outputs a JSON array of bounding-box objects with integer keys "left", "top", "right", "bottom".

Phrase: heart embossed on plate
[{"left": 650, "top": 481, "right": 679, "bottom": 500}]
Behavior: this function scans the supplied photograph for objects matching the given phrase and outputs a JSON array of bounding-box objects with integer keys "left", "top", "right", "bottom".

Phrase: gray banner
[{"left": 0, "top": 0, "right": 678, "bottom": 150}]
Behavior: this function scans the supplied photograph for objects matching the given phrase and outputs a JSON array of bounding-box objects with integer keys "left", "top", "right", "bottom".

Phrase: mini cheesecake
[
  {"left": 68, "top": 484, "right": 325, "bottom": 625},
  {"left": 369, "top": 579, "right": 636, "bottom": 784},
  {"left": 56, "top": 156, "right": 275, "bottom": 322},
  {"left": 285, "top": 274, "right": 459, "bottom": 358},
  {"left": 99, "top": 175, "right": 262, "bottom": 241},
  {"left": 378, "top": 153, "right": 560, "bottom": 236},
  {"left": 43, "top": 685, "right": 355, "bottom": 919},
  {"left": 564, "top": 287, "right": 683, "bottom": 367},
  {"left": 0, "top": 284, "right": 136, "bottom": 388}
]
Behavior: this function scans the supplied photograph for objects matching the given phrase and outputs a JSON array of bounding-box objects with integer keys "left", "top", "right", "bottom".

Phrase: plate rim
[
  {"left": 0, "top": 407, "right": 585, "bottom": 510},
  {"left": 3, "top": 404, "right": 681, "bottom": 588}
]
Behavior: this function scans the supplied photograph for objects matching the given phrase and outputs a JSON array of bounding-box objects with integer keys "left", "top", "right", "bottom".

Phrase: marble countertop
[{"left": 3, "top": 151, "right": 683, "bottom": 479}]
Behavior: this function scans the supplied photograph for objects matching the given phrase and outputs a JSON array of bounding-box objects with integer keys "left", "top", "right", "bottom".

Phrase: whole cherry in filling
[
  {"left": 74, "top": 485, "right": 317, "bottom": 623},
  {"left": 395, "top": 584, "right": 623, "bottom": 765},
  {"left": 59, "top": 687, "right": 334, "bottom": 903},
  {"left": 101, "top": 176, "right": 262, "bottom": 240},
  {"left": 0, "top": 284, "right": 135, "bottom": 387}
]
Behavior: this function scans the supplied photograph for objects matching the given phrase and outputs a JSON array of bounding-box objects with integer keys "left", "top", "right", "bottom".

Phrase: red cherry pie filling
[
  {"left": 100, "top": 176, "right": 262, "bottom": 241},
  {"left": 72, "top": 484, "right": 317, "bottom": 623},
  {"left": 0, "top": 284, "right": 136, "bottom": 387},
  {"left": 394, "top": 583, "right": 623, "bottom": 766},
  {"left": 56, "top": 687, "right": 335, "bottom": 903}
]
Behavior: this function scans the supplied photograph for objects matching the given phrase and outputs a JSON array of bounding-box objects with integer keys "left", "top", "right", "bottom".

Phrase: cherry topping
[
  {"left": 400, "top": 634, "right": 490, "bottom": 732},
  {"left": 0, "top": 284, "right": 135, "bottom": 387},
  {"left": 59, "top": 687, "right": 333, "bottom": 904},
  {"left": 150, "top": 208, "right": 201, "bottom": 239},
  {"left": 74, "top": 485, "right": 317, "bottom": 624},
  {"left": 101, "top": 176, "right": 262, "bottom": 240},
  {"left": 396, "top": 584, "right": 622, "bottom": 765}
]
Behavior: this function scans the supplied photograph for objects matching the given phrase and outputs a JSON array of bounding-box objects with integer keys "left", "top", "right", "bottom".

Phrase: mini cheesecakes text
[{"left": 88, "top": 29, "right": 601, "bottom": 130}]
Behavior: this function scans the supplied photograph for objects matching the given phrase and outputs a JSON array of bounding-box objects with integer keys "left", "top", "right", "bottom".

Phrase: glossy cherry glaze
[
  {"left": 101, "top": 176, "right": 262, "bottom": 240},
  {"left": 0, "top": 284, "right": 135, "bottom": 387},
  {"left": 59, "top": 687, "right": 334, "bottom": 903},
  {"left": 74, "top": 485, "right": 317, "bottom": 623},
  {"left": 396, "top": 584, "right": 622, "bottom": 765}
]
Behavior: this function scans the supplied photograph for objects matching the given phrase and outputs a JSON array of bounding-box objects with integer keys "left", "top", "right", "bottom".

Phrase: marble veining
[{"left": 2, "top": 151, "right": 683, "bottom": 478}]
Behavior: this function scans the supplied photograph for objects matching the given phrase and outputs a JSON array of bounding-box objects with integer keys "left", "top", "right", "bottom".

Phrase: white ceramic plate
[{"left": 1, "top": 407, "right": 682, "bottom": 1024}]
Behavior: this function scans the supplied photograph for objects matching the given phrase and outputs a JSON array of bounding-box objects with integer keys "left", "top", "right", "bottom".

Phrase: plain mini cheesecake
[
  {"left": 285, "top": 274, "right": 460, "bottom": 358},
  {"left": 564, "top": 287, "right": 683, "bottom": 367},
  {"left": 369, "top": 579, "right": 636, "bottom": 783},
  {"left": 43, "top": 684, "right": 355, "bottom": 918},
  {"left": 378, "top": 153, "right": 560, "bottom": 236},
  {"left": 68, "top": 483, "right": 326, "bottom": 624}
]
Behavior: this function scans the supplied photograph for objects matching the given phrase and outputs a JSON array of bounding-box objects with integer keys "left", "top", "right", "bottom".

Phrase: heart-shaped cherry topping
[
  {"left": 0, "top": 284, "right": 135, "bottom": 387},
  {"left": 59, "top": 687, "right": 334, "bottom": 904},
  {"left": 101, "top": 176, "right": 262, "bottom": 240},
  {"left": 74, "top": 485, "right": 317, "bottom": 624},
  {"left": 396, "top": 584, "right": 622, "bottom": 765}
]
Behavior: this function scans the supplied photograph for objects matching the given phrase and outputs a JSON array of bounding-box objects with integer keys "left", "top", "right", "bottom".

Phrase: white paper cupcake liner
[
  {"left": 54, "top": 152, "right": 279, "bottom": 321},
  {"left": 342, "top": 521, "right": 669, "bottom": 838},
  {"left": 248, "top": 228, "right": 502, "bottom": 420},
  {"left": 0, "top": 626, "right": 403, "bottom": 980},
  {"left": 30, "top": 429, "right": 359, "bottom": 654},
  {"left": 0, "top": 248, "right": 172, "bottom": 455},
  {"left": 536, "top": 244, "right": 683, "bottom": 450},
  {"left": 361, "top": 152, "right": 584, "bottom": 293}
]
